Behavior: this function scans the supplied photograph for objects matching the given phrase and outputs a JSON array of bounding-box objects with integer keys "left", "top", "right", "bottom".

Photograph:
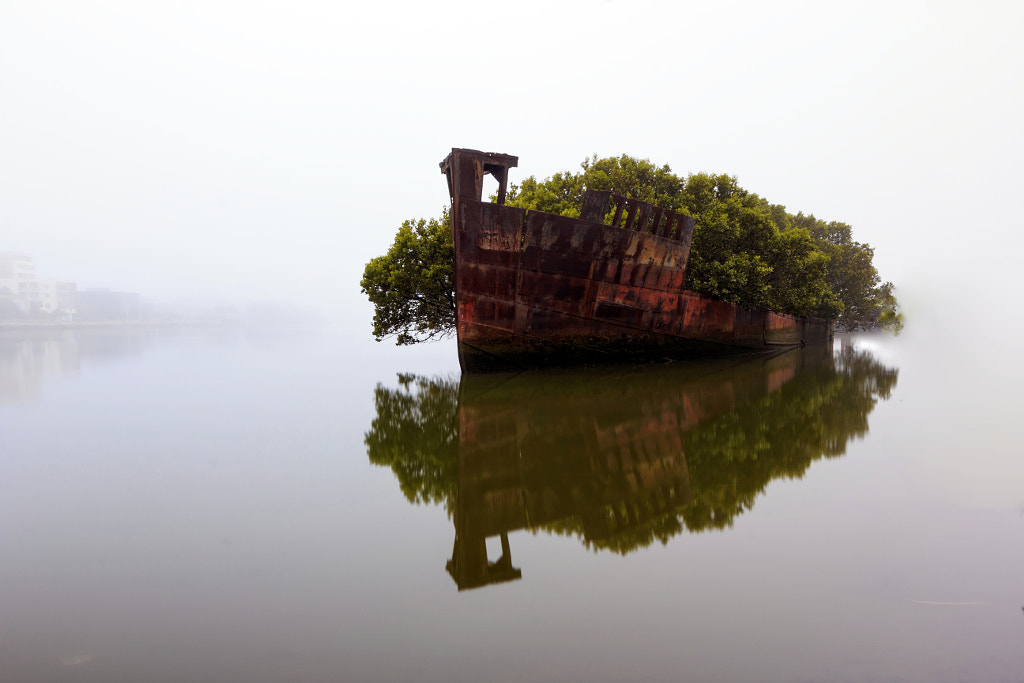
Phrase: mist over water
[
  {"left": 2, "top": 2, "right": 1023, "bottom": 679},
  {"left": 1, "top": 325, "right": 1022, "bottom": 682}
]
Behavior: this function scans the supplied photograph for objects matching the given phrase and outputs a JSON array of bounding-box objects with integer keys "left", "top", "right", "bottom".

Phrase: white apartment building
[{"left": 0, "top": 252, "right": 77, "bottom": 320}]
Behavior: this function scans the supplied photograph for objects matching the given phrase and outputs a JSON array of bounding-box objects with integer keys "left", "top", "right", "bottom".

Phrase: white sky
[{"left": 1, "top": 0, "right": 1021, "bottom": 327}]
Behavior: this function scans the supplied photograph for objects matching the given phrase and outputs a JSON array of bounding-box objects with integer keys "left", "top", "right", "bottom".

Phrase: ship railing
[{"left": 580, "top": 189, "right": 696, "bottom": 245}]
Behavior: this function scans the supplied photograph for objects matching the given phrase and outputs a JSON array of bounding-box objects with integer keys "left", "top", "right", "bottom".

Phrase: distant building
[
  {"left": 0, "top": 252, "right": 35, "bottom": 281},
  {"left": 0, "top": 252, "right": 77, "bottom": 320},
  {"left": 56, "top": 281, "right": 77, "bottom": 317},
  {"left": 0, "top": 252, "right": 34, "bottom": 315},
  {"left": 76, "top": 288, "right": 140, "bottom": 321},
  {"left": 1, "top": 252, "right": 152, "bottom": 324}
]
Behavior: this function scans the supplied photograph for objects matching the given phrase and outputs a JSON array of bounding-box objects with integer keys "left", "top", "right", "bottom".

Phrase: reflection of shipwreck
[
  {"left": 447, "top": 345, "right": 838, "bottom": 590},
  {"left": 364, "top": 341, "right": 898, "bottom": 591},
  {"left": 441, "top": 148, "right": 833, "bottom": 373}
]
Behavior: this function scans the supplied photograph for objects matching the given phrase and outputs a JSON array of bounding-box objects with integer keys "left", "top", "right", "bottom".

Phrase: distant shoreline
[
  {"left": 0, "top": 320, "right": 240, "bottom": 331},
  {"left": 0, "top": 319, "right": 329, "bottom": 334}
]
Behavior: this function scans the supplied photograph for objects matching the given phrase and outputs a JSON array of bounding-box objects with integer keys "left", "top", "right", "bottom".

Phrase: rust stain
[{"left": 440, "top": 148, "right": 832, "bottom": 372}]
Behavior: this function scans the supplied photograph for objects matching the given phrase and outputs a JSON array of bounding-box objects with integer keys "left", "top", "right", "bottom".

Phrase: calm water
[{"left": 1, "top": 325, "right": 1022, "bottom": 682}]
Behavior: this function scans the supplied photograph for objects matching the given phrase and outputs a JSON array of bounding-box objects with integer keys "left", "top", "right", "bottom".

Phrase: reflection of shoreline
[
  {"left": 0, "top": 328, "right": 163, "bottom": 402},
  {"left": 0, "top": 330, "right": 81, "bottom": 401},
  {"left": 1, "top": 325, "right": 326, "bottom": 403},
  {"left": 1, "top": 325, "right": 223, "bottom": 402},
  {"left": 366, "top": 341, "right": 899, "bottom": 591}
]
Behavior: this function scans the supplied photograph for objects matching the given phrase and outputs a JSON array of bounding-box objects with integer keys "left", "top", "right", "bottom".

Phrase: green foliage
[
  {"left": 362, "top": 155, "right": 901, "bottom": 344},
  {"left": 791, "top": 213, "right": 904, "bottom": 331},
  {"left": 578, "top": 155, "right": 688, "bottom": 210},
  {"left": 506, "top": 171, "right": 585, "bottom": 218},
  {"left": 360, "top": 209, "right": 455, "bottom": 344},
  {"left": 505, "top": 155, "right": 687, "bottom": 217},
  {"left": 511, "top": 156, "right": 897, "bottom": 325}
]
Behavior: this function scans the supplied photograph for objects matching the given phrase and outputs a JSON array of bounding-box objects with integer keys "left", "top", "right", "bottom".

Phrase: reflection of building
[
  {"left": 0, "top": 328, "right": 159, "bottom": 402},
  {"left": 0, "top": 252, "right": 77, "bottom": 320},
  {"left": 0, "top": 331, "right": 80, "bottom": 401}
]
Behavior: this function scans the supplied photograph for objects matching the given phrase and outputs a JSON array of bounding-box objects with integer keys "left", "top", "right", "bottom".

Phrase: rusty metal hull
[{"left": 452, "top": 197, "right": 833, "bottom": 373}]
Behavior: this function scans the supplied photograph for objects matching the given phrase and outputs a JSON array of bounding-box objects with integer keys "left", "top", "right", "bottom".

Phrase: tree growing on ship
[{"left": 361, "top": 155, "right": 902, "bottom": 345}]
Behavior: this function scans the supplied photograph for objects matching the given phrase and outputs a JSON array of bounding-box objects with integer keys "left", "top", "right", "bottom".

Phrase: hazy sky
[
  {"left": 3, "top": 0, "right": 1024, "bottom": 542},
  {"left": 1, "top": 1, "right": 1021, "bottom": 328}
]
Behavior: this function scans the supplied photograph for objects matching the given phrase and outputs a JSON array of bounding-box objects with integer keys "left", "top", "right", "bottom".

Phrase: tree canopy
[
  {"left": 361, "top": 155, "right": 902, "bottom": 343},
  {"left": 360, "top": 210, "right": 454, "bottom": 345}
]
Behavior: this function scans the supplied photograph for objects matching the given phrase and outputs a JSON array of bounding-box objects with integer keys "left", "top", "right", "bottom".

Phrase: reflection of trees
[
  {"left": 364, "top": 373, "right": 459, "bottom": 512},
  {"left": 582, "top": 345, "right": 899, "bottom": 553},
  {"left": 365, "top": 342, "right": 898, "bottom": 581}
]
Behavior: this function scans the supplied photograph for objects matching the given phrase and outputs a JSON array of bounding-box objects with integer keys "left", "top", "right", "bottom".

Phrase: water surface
[{"left": 1, "top": 326, "right": 1021, "bottom": 682}]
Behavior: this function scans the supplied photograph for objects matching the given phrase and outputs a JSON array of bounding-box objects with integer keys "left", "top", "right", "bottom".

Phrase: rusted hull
[{"left": 453, "top": 197, "right": 833, "bottom": 373}]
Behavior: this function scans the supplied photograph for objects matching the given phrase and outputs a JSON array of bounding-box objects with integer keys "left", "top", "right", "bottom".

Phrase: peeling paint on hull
[{"left": 442, "top": 149, "right": 833, "bottom": 373}]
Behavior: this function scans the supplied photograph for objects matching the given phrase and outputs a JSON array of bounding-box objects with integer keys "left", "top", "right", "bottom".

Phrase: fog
[
  {"left": 4, "top": 8, "right": 1024, "bottom": 677},
  {"left": 2, "top": 1, "right": 1021, "bottom": 334}
]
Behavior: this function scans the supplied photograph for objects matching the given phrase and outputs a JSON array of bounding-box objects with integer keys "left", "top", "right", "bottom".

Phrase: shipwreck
[{"left": 441, "top": 148, "right": 833, "bottom": 373}]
